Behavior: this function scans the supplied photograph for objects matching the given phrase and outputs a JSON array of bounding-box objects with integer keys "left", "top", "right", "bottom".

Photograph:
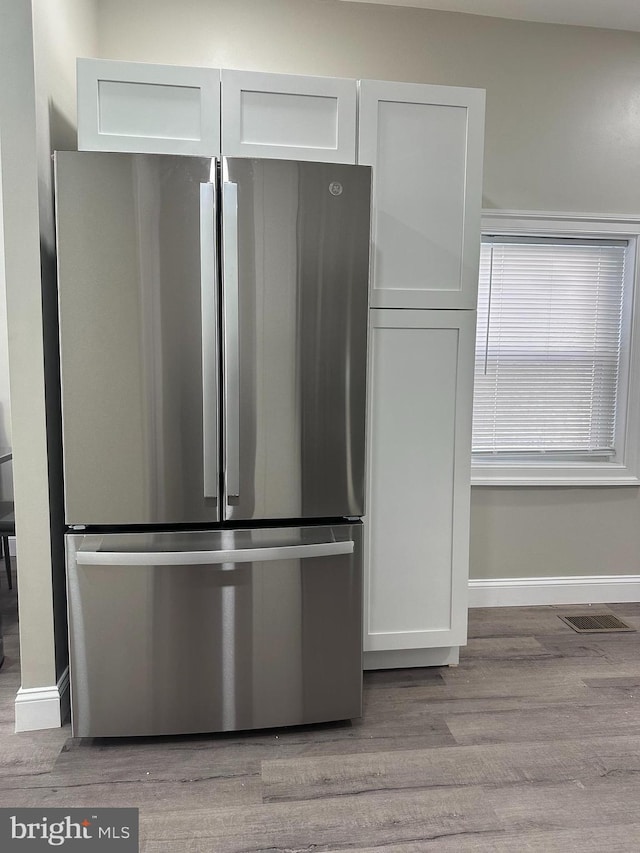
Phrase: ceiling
[{"left": 340, "top": 0, "right": 640, "bottom": 33}]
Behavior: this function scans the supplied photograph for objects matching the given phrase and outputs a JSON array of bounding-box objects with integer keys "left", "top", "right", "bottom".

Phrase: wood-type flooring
[{"left": 1, "top": 586, "right": 639, "bottom": 851}]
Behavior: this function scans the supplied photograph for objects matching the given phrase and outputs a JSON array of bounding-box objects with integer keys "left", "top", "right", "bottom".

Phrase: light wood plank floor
[{"left": 1, "top": 586, "right": 640, "bottom": 851}]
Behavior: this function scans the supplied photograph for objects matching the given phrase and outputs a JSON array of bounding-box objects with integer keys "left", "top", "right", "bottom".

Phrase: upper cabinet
[
  {"left": 359, "top": 80, "right": 485, "bottom": 309},
  {"left": 221, "top": 70, "right": 357, "bottom": 163},
  {"left": 77, "top": 59, "right": 221, "bottom": 156},
  {"left": 77, "top": 60, "right": 357, "bottom": 164}
]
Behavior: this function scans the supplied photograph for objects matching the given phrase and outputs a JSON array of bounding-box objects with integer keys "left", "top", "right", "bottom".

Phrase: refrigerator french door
[
  {"left": 54, "top": 152, "right": 371, "bottom": 736},
  {"left": 55, "top": 152, "right": 370, "bottom": 526}
]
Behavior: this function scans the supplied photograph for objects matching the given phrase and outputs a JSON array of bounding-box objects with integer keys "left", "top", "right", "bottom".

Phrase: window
[{"left": 471, "top": 213, "right": 640, "bottom": 486}]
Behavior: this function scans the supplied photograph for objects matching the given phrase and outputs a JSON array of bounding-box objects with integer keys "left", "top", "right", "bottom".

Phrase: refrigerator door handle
[
  {"left": 222, "top": 180, "right": 240, "bottom": 503},
  {"left": 76, "top": 540, "right": 355, "bottom": 566},
  {"left": 200, "top": 181, "right": 218, "bottom": 501}
]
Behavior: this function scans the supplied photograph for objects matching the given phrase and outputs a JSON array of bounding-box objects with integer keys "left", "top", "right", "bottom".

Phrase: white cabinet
[
  {"left": 76, "top": 61, "right": 357, "bottom": 164},
  {"left": 359, "top": 80, "right": 485, "bottom": 310},
  {"left": 221, "top": 70, "right": 357, "bottom": 163},
  {"left": 77, "top": 58, "right": 221, "bottom": 155},
  {"left": 364, "top": 309, "right": 475, "bottom": 668},
  {"left": 361, "top": 81, "right": 485, "bottom": 668}
]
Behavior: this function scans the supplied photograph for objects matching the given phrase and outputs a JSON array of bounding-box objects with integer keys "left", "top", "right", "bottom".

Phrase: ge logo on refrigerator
[{"left": 329, "top": 182, "right": 343, "bottom": 196}]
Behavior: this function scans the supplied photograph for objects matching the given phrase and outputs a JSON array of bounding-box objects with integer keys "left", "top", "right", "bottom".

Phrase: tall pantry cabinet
[
  {"left": 359, "top": 80, "right": 485, "bottom": 668},
  {"left": 75, "top": 59, "right": 485, "bottom": 668}
]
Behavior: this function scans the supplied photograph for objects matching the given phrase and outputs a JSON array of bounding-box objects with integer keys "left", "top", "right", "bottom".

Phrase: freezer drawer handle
[
  {"left": 200, "top": 182, "right": 219, "bottom": 501},
  {"left": 222, "top": 180, "right": 240, "bottom": 503},
  {"left": 75, "top": 540, "right": 355, "bottom": 566}
]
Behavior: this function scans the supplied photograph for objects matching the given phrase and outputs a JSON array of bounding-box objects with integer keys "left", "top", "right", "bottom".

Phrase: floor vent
[{"left": 559, "top": 613, "right": 636, "bottom": 633}]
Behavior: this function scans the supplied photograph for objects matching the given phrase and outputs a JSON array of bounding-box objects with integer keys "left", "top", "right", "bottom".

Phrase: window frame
[{"left": 471, "top": 211, "right": 640, "bottom": 486}]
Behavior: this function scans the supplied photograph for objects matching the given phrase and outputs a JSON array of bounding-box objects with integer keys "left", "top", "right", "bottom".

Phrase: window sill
[{"left": 471, "top": 461, "right": 640, "bottom": 487}]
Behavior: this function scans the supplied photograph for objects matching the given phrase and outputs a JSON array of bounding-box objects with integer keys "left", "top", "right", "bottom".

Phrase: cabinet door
[
  {"left": 359, "top": 80, "right": 485, "bottom": 309},
  {"left": 77, "top": 58, "right": 221, "bottom": 155},
  {"left": 221, "top": 70, "right": 357, "bottom": 163},
  {"left": 365, "top": 309, "right": 475, "bottom": 652}
]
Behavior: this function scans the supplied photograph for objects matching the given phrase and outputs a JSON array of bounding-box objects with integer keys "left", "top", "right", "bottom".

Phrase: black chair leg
[{"left": 2, "top": 536, "right": 11, "bottom": 590}]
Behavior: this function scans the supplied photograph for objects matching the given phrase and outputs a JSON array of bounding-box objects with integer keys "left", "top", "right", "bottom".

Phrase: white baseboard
[
  {"left": 468, "top": 575, "right": 640, "bottom": 608},
  {"left": 14, "top": 667, "right": 70, "bottom": 732},
  {"left": 364, "top": 646, "right": 459, "bottom": 670}
]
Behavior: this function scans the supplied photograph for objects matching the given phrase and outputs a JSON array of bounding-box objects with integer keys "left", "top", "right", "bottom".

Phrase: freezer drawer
[{"left": 66, "top": 524, "right": 362, "bottom": 737}]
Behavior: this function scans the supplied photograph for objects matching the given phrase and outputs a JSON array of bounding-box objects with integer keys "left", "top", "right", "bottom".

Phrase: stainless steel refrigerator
[{"left": 54, "top": 152, "right": 371, "bottom": 737}]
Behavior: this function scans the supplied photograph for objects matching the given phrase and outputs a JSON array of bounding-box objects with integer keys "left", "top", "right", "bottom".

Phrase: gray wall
[
  {"left": 0, "top": 144, "right": 13, "bottom": 505},
  {"left": 0, "top": 174, "right": 12, "bottom": 452},
  {"left": 0, "top": 0, "right": 97, "bottom": 695},
  {"left": 94, "top": 0, "right": 640, "bottom": 581},
  {"left": 0, "top": 0, "right": 59, "bottom": 690}
]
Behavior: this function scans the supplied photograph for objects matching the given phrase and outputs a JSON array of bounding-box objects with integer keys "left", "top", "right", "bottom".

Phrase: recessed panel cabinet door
[
  {"left": 221, "top": 70, "right": 357, "bottom": 163},
  {"left": 359, "top": 80, "right": 485, "bottom": 309},
  {"left": 365, "top": 309, "right": 476, "bottom": 652},
  {"left": 77, "top": 58, "right": 221, "bottom": 156}
]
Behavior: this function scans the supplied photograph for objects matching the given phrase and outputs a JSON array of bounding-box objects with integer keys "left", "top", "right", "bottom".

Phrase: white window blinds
[{"left": 473, "top": 237, "right": 627, "bottom": 456}]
